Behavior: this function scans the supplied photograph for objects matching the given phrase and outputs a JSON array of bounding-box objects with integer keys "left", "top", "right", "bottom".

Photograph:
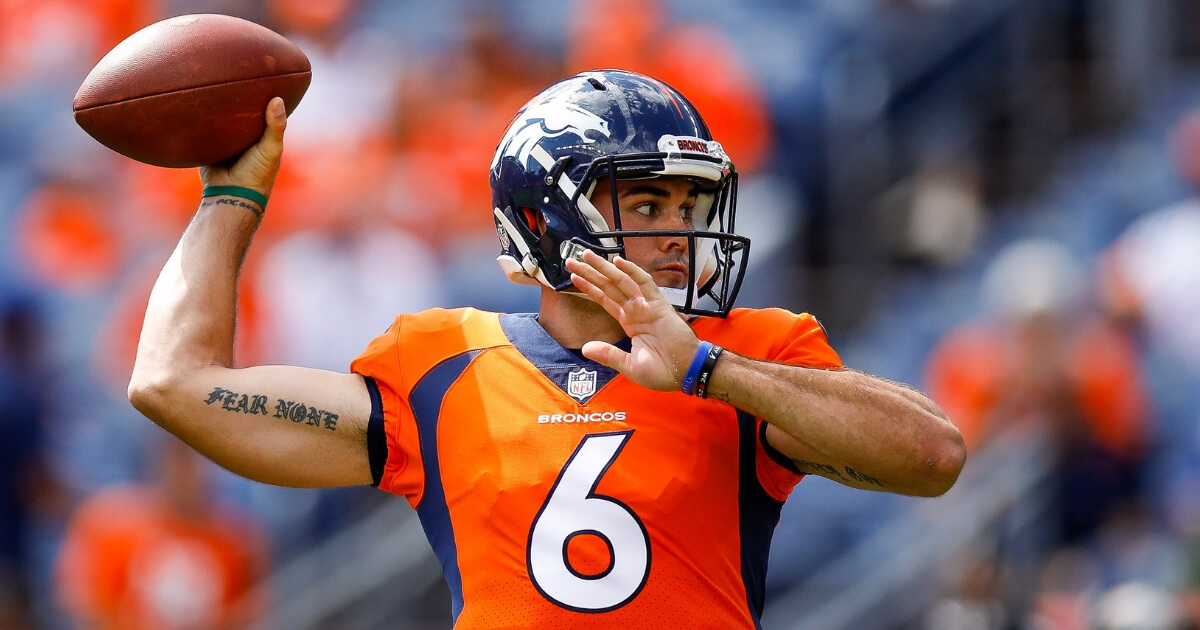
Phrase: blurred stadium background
[{"left": 2, "top": 0, "right": 1200, "bottom": 628}]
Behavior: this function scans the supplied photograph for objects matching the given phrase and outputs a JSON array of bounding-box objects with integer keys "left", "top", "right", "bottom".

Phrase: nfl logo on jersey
[{"left": 567, "top": 368, "right": 597, "bottom": 402}]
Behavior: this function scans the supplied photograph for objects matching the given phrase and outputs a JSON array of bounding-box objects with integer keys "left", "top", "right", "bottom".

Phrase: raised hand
[
  {"left": 199, "top": 97, "right": 287, "bottom": 199},
  {"left": 566, "top": 250, "right": 700, "bottom": 392}
]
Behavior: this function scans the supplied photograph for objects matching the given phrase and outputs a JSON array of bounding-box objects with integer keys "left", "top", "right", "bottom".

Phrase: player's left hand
[{"left": 566, "top": 250, "right": 700, "bottom": 392}]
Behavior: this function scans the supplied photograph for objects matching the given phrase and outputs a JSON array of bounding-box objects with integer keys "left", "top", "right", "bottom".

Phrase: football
[{"left": 73, "top": 14, "right": 311, "bottom": 168}]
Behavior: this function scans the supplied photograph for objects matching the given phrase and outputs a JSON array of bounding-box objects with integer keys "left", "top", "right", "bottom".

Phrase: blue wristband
[
  {"left": 694, "top": 344, "right": 724, "bottom": 399},
  {"left": 681, "top": 341, "right": 714, "bottom": 395}
]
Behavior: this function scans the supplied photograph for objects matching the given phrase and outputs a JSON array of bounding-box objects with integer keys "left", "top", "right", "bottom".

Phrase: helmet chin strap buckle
[
  {"left": 521, "top": 252, "right": 540, "bottom": 277},
  {"left": 497, "top": 256, "right": 543, "bottom": 286}
]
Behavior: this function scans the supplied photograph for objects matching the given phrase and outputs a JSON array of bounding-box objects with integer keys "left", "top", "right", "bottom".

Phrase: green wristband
[{"left": 202, "top": 185, "right": 268, "bottom": 211}]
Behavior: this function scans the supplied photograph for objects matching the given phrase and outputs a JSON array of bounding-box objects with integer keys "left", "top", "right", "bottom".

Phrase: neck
[{"left": 538, "top": 288, "right": 625, "bottom": 349}]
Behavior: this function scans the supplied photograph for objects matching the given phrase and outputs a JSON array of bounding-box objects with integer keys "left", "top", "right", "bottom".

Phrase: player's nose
[{"left": 658, "top": 226, "right": 689, "bottom": 253}]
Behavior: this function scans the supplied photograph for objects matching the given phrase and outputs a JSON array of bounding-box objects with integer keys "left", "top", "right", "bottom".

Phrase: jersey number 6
[{"left": 527, "top": 430, "right": 651, "bottom": 612}]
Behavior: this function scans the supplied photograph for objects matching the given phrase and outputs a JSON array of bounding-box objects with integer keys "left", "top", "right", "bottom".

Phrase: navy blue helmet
[{"left": 489, "top": 69, "right": 749, "bottom": 317}]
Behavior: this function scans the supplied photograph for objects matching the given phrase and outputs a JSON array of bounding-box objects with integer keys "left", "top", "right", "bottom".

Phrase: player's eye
[{"left": 632, "top": 203, "right": 654, "bottom": 217}]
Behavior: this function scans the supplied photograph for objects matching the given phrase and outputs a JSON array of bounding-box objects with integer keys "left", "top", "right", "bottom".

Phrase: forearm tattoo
[
  {"left": 204, "top": 386, "right": 338, "bottom": 431},
  {"left": 845, "top": 466, "right": 883, "bottom": 487},
  {"left": 794, "top": 458, "right": 883, "bottom": 487},
  {"left": 200, "top": 196, "right": 264, "bottom": 218}
]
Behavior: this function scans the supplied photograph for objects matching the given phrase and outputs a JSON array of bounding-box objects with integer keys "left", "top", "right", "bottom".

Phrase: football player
[{"left": 128, "top": 69, "right": 965, "bottom": 628}]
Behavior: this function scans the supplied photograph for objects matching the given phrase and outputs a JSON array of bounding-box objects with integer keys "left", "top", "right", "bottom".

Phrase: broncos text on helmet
[{"left": 489, "top": 69, "right": 750, "bottom": 317}]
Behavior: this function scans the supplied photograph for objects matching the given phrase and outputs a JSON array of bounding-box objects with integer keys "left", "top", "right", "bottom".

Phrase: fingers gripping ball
[{"left": 73, "top": 14, "right": 310, "bottom": 168}]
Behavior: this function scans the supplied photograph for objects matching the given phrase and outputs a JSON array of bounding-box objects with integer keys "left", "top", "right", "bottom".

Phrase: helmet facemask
[{"left": 545, "top": 146, "right": 749, "bottom": 317}]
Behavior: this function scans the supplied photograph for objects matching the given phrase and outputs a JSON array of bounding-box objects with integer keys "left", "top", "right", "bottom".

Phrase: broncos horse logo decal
[{"left": 493, "top": 103, "right": 611, "bottom": 169}]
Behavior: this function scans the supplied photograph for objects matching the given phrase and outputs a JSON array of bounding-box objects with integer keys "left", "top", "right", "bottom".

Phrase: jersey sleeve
[
  {"left": 350, "top": 316, "right": 426, "bottom": 505},
  {"left": 750, "top": 309, "right": 844, "bottom": 499},
  {"left": 766, "top": 310, "right": 842, "bottom": 369}
]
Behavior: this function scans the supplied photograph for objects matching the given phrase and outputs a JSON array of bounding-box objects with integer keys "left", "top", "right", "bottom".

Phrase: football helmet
[{"left": 489, "top": 69, "right": 750, "bottom": 317}]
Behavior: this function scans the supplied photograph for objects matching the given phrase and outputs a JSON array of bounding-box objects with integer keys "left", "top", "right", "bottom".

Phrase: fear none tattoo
[{"left": 204, "top": 386, "right": 338, "bottom": 431}]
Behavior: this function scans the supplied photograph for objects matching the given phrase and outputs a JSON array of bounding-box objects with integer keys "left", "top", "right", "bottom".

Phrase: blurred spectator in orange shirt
[
  {"left": 566, "top": 0, "right": 771, "bottom": 175},
  {"left": 55, "top": 439, "right": 268, "bottom": 630},
  {"left": 12, "top": 178, "right": 124, "bottom": 295},
  {"left": 924, "top": 239, "right": 1151, "bottom": 542},
  {"left": 0, "top": 0, "right": 159, "bottom": 90},
  {"left": 388, "top": 8, "right": 559, "bottom": 248},
  {"left": 116, "top": 160, "right": 205, "bottom": 249}
]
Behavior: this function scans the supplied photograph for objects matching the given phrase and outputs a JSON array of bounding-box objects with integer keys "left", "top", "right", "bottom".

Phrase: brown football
[{"left": 73, "top": 14, "right": 311, "bottom": 168}]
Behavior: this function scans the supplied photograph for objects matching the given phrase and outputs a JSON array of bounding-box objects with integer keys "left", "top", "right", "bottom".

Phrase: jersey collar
[{"left": 499, "top": 313, "right": 630, "bottom": 403}]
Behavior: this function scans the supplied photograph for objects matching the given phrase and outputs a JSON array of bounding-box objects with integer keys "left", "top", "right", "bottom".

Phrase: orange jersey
[{"left": 351, "top": 307, "right": 841, "bottom": 629}]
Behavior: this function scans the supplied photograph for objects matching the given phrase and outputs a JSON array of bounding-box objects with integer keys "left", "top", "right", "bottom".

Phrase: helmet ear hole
[{"left": 521, "top": 207, "right": 546, "bottom": 237}]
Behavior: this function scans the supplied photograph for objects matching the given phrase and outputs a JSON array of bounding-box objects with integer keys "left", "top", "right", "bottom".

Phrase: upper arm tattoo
[{"left": 204, "top": 386, "right": 339, "bottom": 431}]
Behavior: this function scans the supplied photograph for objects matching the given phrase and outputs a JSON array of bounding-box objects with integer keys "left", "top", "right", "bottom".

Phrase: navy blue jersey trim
[
  {"left": 499, "top": 313, "right": 630, "bottom": 403},
  {"left": 737, "top": 410, "right": 786, "bottom": 628},
  {"left": 410, "top": 350, "right": 482, "bottom": 622},
  {"left": 364, "top": 377, "right": 387, "bottom": 487},
  {"left": 758, "top": 420, "right": 803, "bottom": 475}
]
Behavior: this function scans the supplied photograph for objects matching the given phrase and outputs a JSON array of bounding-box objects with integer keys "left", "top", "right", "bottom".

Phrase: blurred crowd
[{"left": 2, "top": 0, "right": 1200, "bottom": 628}]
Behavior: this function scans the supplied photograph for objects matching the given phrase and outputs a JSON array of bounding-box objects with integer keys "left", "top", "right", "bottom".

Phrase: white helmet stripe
[
  {"left": 529, "top": 145, "right": 617, "bottom": 250},
  {"left": 494, "top": 207, "right": 533, "bottom": 260}
]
